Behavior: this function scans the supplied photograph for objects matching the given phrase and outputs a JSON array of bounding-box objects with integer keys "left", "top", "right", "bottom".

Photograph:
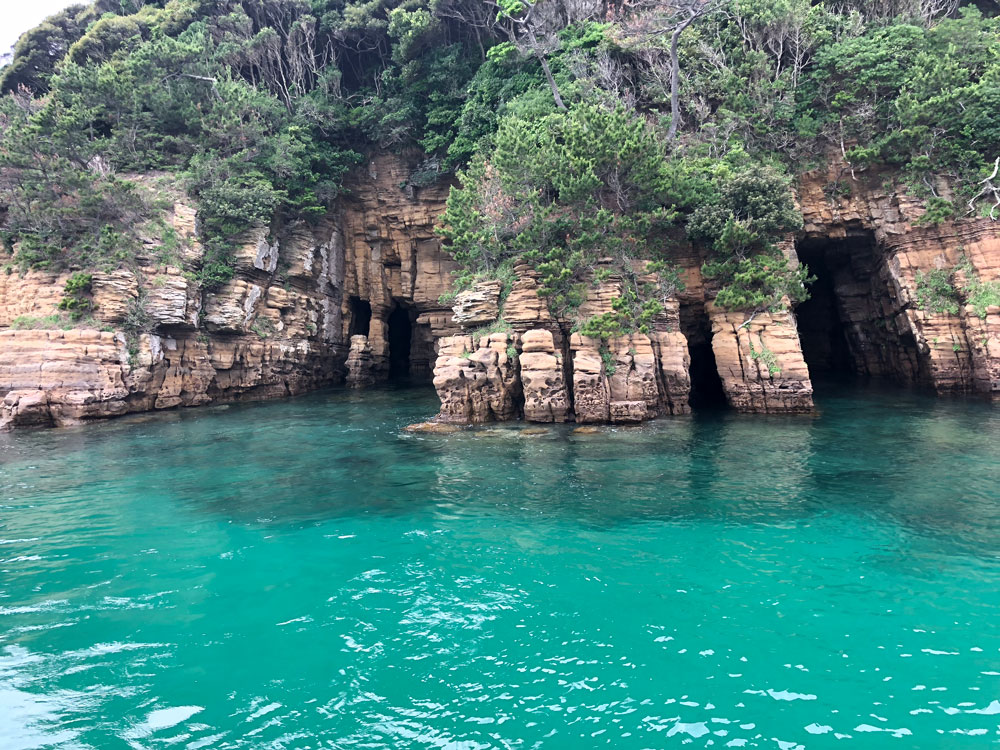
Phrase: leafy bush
[
  {"left": 578, "top": 285, "right": 663, "bottom": 339},
  {"left": 705, "top": 253, "right": 814, "bottom": 312},
  {"left": 441, "top": 103, "right": 683, "bottom": 328},
  {"left": 57, "top": 272, "right": 94, "bottom": 319},
  {"left": 967, "top": 279, "right": 1000, "bottom": 319},
  {"left": 915, "top": 268, "right": 961, "bottom": 315},
  {"left": 691, "top": 166, "right": 810, "bottom": 312},
  {"left": 4, "top": 0, "right": 996, "bottom": 308}
]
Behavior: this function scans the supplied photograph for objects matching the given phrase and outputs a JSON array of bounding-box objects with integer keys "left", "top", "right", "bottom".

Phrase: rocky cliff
[
  {"left": 0, "top": 153, "right": 454, "bottom": 430},
  {"left": 432, "top": 262, "right": 692, "bottom": 425},
  {"left": 3, "top": 155, "right": 1000, "bottom": 431},
  {"left": 427, "top": 161, "right": 1000, "bottom": 424}
]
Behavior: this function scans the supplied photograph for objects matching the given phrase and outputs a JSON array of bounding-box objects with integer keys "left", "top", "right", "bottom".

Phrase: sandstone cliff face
[
  {"left": 429, "top": 161, "right": 1000, "bottom": 422},
  {"left": 794, "top": 163, "right": 1000, "bottom": 400},
  {"left": 0, "top": 200, "right": 343, "bottom": 430},
  {"left": 338, "top": 152, "right": 457, "bottom": 383},
  {"left": 5, "top": 153, "right": 1000, "bottom": 431},
  {"left": 708, "top": 305, "right": 813, "bottom": 413},
  {"left": 1, "top": 152, "right": 459, "bottom": 431},
  {"left": 430, "top": 267, "right": 693, "bottom": 425}
]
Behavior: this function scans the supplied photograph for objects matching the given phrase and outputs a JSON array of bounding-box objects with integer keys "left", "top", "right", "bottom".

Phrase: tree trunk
[
  {"left": 666, "top": 21, "right": 689, "bottom": 142},
  {"left": 528, "top": 27, "right": 567, "bottom": 110}
]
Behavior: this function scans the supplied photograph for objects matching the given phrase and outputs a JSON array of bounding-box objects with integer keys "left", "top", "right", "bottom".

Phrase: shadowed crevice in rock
[
  {"left": 680, "top": 302, "right": 727, "bottom": 411},
  {"left": 348, "top": 297, "right": 372, "bottom": 337},
  {"left": 387, "top": 303, "right": 413, "bottom": 381},
  {"left": 795, "top": 233, "right": 927, "bottom": 389}
]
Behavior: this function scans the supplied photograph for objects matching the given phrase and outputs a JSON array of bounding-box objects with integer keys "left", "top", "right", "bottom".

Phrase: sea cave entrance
[
  {"left": 387, "top": 303, "right": 413, "bottom": 380},
  {"left": 794, "top": 233, "right": 924, "bottom": 390},
  {"left": 681, "top": 303, "right": 728, "bottom": 410},
  {"left": 348, "top": 297, "right": 372, "bottom": 337}
]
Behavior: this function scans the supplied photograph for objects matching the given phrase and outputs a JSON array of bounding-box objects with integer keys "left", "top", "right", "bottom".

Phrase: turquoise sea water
[{"left": 1, "top": 383, "right": 999, "bottom": 749}]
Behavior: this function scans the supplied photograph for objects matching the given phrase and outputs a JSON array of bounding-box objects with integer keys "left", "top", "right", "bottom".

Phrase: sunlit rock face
[
  {"left": 430, "top": 160, "right": 1000, "bottom": 423},
  {"left": 430, "top": 266, "right": 693, "bottom": 426},
  {"left": 0, "top": 151, "right": 455, "bottom": 431},
  {"left": 5, "top": 153, "right": 1000, "bottom": 431},
  {"left": 0, "top": 195, "right": 343, "bottom": 430}
]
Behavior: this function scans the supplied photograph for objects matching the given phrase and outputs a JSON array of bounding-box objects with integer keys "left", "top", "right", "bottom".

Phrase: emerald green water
[{"left": 1, "top": 384, "right": 999, "bottom": 749}]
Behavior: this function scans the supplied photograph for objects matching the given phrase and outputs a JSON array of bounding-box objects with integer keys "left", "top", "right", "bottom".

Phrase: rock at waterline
[{"left": 404, "top": 422, "right": 461, "bottom": 434}]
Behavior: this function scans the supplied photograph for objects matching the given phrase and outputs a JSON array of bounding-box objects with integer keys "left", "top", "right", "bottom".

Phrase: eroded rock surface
[
  {"left": 520, "top": 329, "right": 570, "bottom": 423},
  {"left": 709, "top": 306, "right": 814, "bottom": 414},
  {"left": 432, "top": 333, "right": 521, "bottom": 423},
  {"left": 1, "top": 202, "right": 343, "bottom": 431},
  {"left": 6, "top": 153, "right": 1000, "bottom": 431},
  {"left": 431, "top": 280, "right": 693, "bottom": 424}
]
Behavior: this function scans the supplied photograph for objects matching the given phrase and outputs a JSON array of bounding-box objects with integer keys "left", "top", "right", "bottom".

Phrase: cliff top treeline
[{"left": 1, "top": 0, "right": 999, "bottom": 325}]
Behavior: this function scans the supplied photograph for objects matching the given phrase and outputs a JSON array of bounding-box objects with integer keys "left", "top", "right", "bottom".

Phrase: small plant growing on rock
[
  {"left": 600, "top": 346, "right": 616, "bottom": 377},
  {"left": 915, "top": 268, "right": 960, "bottom": 315},
  {"left": 749, "top": 337, "right": 781, "bottom": 377},
  {"left": 251, "top": 317, "right": 277, "bottom": 339},
  {"left": 58, "top": 272, "right": 94, "bottom": 320},
  {"left": 968, "top": 280, "right": 1000, "bottom": 318},
  {"left": 469, "top": 316, "right": 513, "bottom": 340},
  {"left": 123, "top": 288, "right": 153, "bottom": 368}
]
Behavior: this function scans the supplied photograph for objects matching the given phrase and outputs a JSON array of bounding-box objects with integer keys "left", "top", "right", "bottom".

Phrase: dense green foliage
[
  {"left": 440, "top": 102, "right": 683, "bottom": 317},
  {"left": 0, "top": 0, "right": 997, "bottom": 316},
  {"left": 914, "top": 255, "right": 1000, "bottom": 319}
]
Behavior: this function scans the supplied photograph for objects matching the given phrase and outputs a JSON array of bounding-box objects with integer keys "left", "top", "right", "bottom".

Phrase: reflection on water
[{"left": 0, "top": 381, "right": 998, "bottom": 748}]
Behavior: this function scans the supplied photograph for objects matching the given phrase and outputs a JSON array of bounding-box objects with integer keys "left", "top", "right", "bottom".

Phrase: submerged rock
[
  {"left": 521, "top": 427, "right": 550, "bottom": 436},
  {"left": 404, "top": 421, "right": 460, "bottom": 434}
]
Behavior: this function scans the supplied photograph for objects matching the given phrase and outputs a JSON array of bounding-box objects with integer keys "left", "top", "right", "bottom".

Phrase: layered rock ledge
[{"left": 4, "top": 155, "right": 1000, "bottom": 431}]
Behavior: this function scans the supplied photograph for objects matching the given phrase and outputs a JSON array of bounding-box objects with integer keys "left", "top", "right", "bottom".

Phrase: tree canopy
[{"left": 0, "top": 0, "right": 997, "bottom": 313}]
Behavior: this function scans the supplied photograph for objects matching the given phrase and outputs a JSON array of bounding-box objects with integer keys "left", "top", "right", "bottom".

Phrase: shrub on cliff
[
  {"left": 439, "top": 102, "right": 687, "bottom": 323},
  {"left": 689, "top": 165, "right": 811, "bottom": 313},
  {"left": 2, "top": 0, "right": 997, "bottom": 284}
]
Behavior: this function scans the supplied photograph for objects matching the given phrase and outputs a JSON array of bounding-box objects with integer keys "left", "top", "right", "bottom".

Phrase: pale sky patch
[{"left": 0, "top": 0, "right": 91, "bottom": 61}]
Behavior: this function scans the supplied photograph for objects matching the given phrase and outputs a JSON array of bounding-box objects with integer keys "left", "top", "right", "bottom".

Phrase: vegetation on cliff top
[{"left": 1, "top": 0, "right": 999, "bottom": 321}]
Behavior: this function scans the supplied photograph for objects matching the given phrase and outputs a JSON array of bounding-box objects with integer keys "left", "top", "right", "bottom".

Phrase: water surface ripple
[{"left": 1, "top": 382, "right": 998, "bottom": 748}]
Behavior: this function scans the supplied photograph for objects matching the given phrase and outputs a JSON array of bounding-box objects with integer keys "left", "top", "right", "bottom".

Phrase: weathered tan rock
[
  {"left": 345, "top": 334, "right": 376, "bottom": 387},
  {"left": 502, "top": 263, "right": 559, "bottom": 333},
  {"left": 0, "top": 325, "right": 338, "bottom": 430},
  {"left": 202, "top": 280, "right": 263, "bottom": 334},
  {"left": 91, "top": 270, "right": 138, "bottom": 323},
  {"left": 0, "top": 269, "right": 69, "bottom": 326},
  {"left": 431, "top": 273, "right": 694, "bottom": 426},
  {"left": 571, "top": 333, "right": 611, "bottom": 424},
  {"left": 1, "top": 390, "right": 55, "bottom": 430},
  {"left": 606, "top": 334, "right": 663, "bottom": 422},
  {"left": 404, "top": 421, "right": 461, "bottom": 434},
  {"left": 432, "top": 333, "right": 521, "bottom": 423},
  {"left": 0, "top": 193, "right": 348, "bottom": 430},
  {"left": 452, "top": 280, "right": 501, "bottom": 328},
  {"left": 8, "top": 151, "right": 1000, "bottom": 431},
  {"left": 0, "top": 329, "right": 130, "bottom": 428},
  {"left": 339, "top": 151, "right": 457, "bottom": 375},
  {"left": 519, "top": 329, "right": 570, "bottom": 422},
  {"left": 143, "top": 268, "right": 200, "bottom": 328},
  {"left": 709, "top": 305, "right": 814, "bottom": 413},
  {"left": 795, "top": 160, "right": 1000, "bottom": 399},
  {"left": 650, "top": 329, "right": 692, "bottom": 415}
]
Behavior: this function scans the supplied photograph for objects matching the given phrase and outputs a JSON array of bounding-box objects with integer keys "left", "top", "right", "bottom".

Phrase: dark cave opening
[
  {"left": 794, "top": 234, "right": 925, "bottom": 389},
  {"left": 681, "top": 303, "right": 728, "bottom": 410},
  {"left": 348, "top": 297, "right": 372, "bottom": 338},
  {"left": 387, "top": 304, "right": 413, "bottom": 380},
  {"left": 794, "top": 244, "right": 854, "bottom": 377}
]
